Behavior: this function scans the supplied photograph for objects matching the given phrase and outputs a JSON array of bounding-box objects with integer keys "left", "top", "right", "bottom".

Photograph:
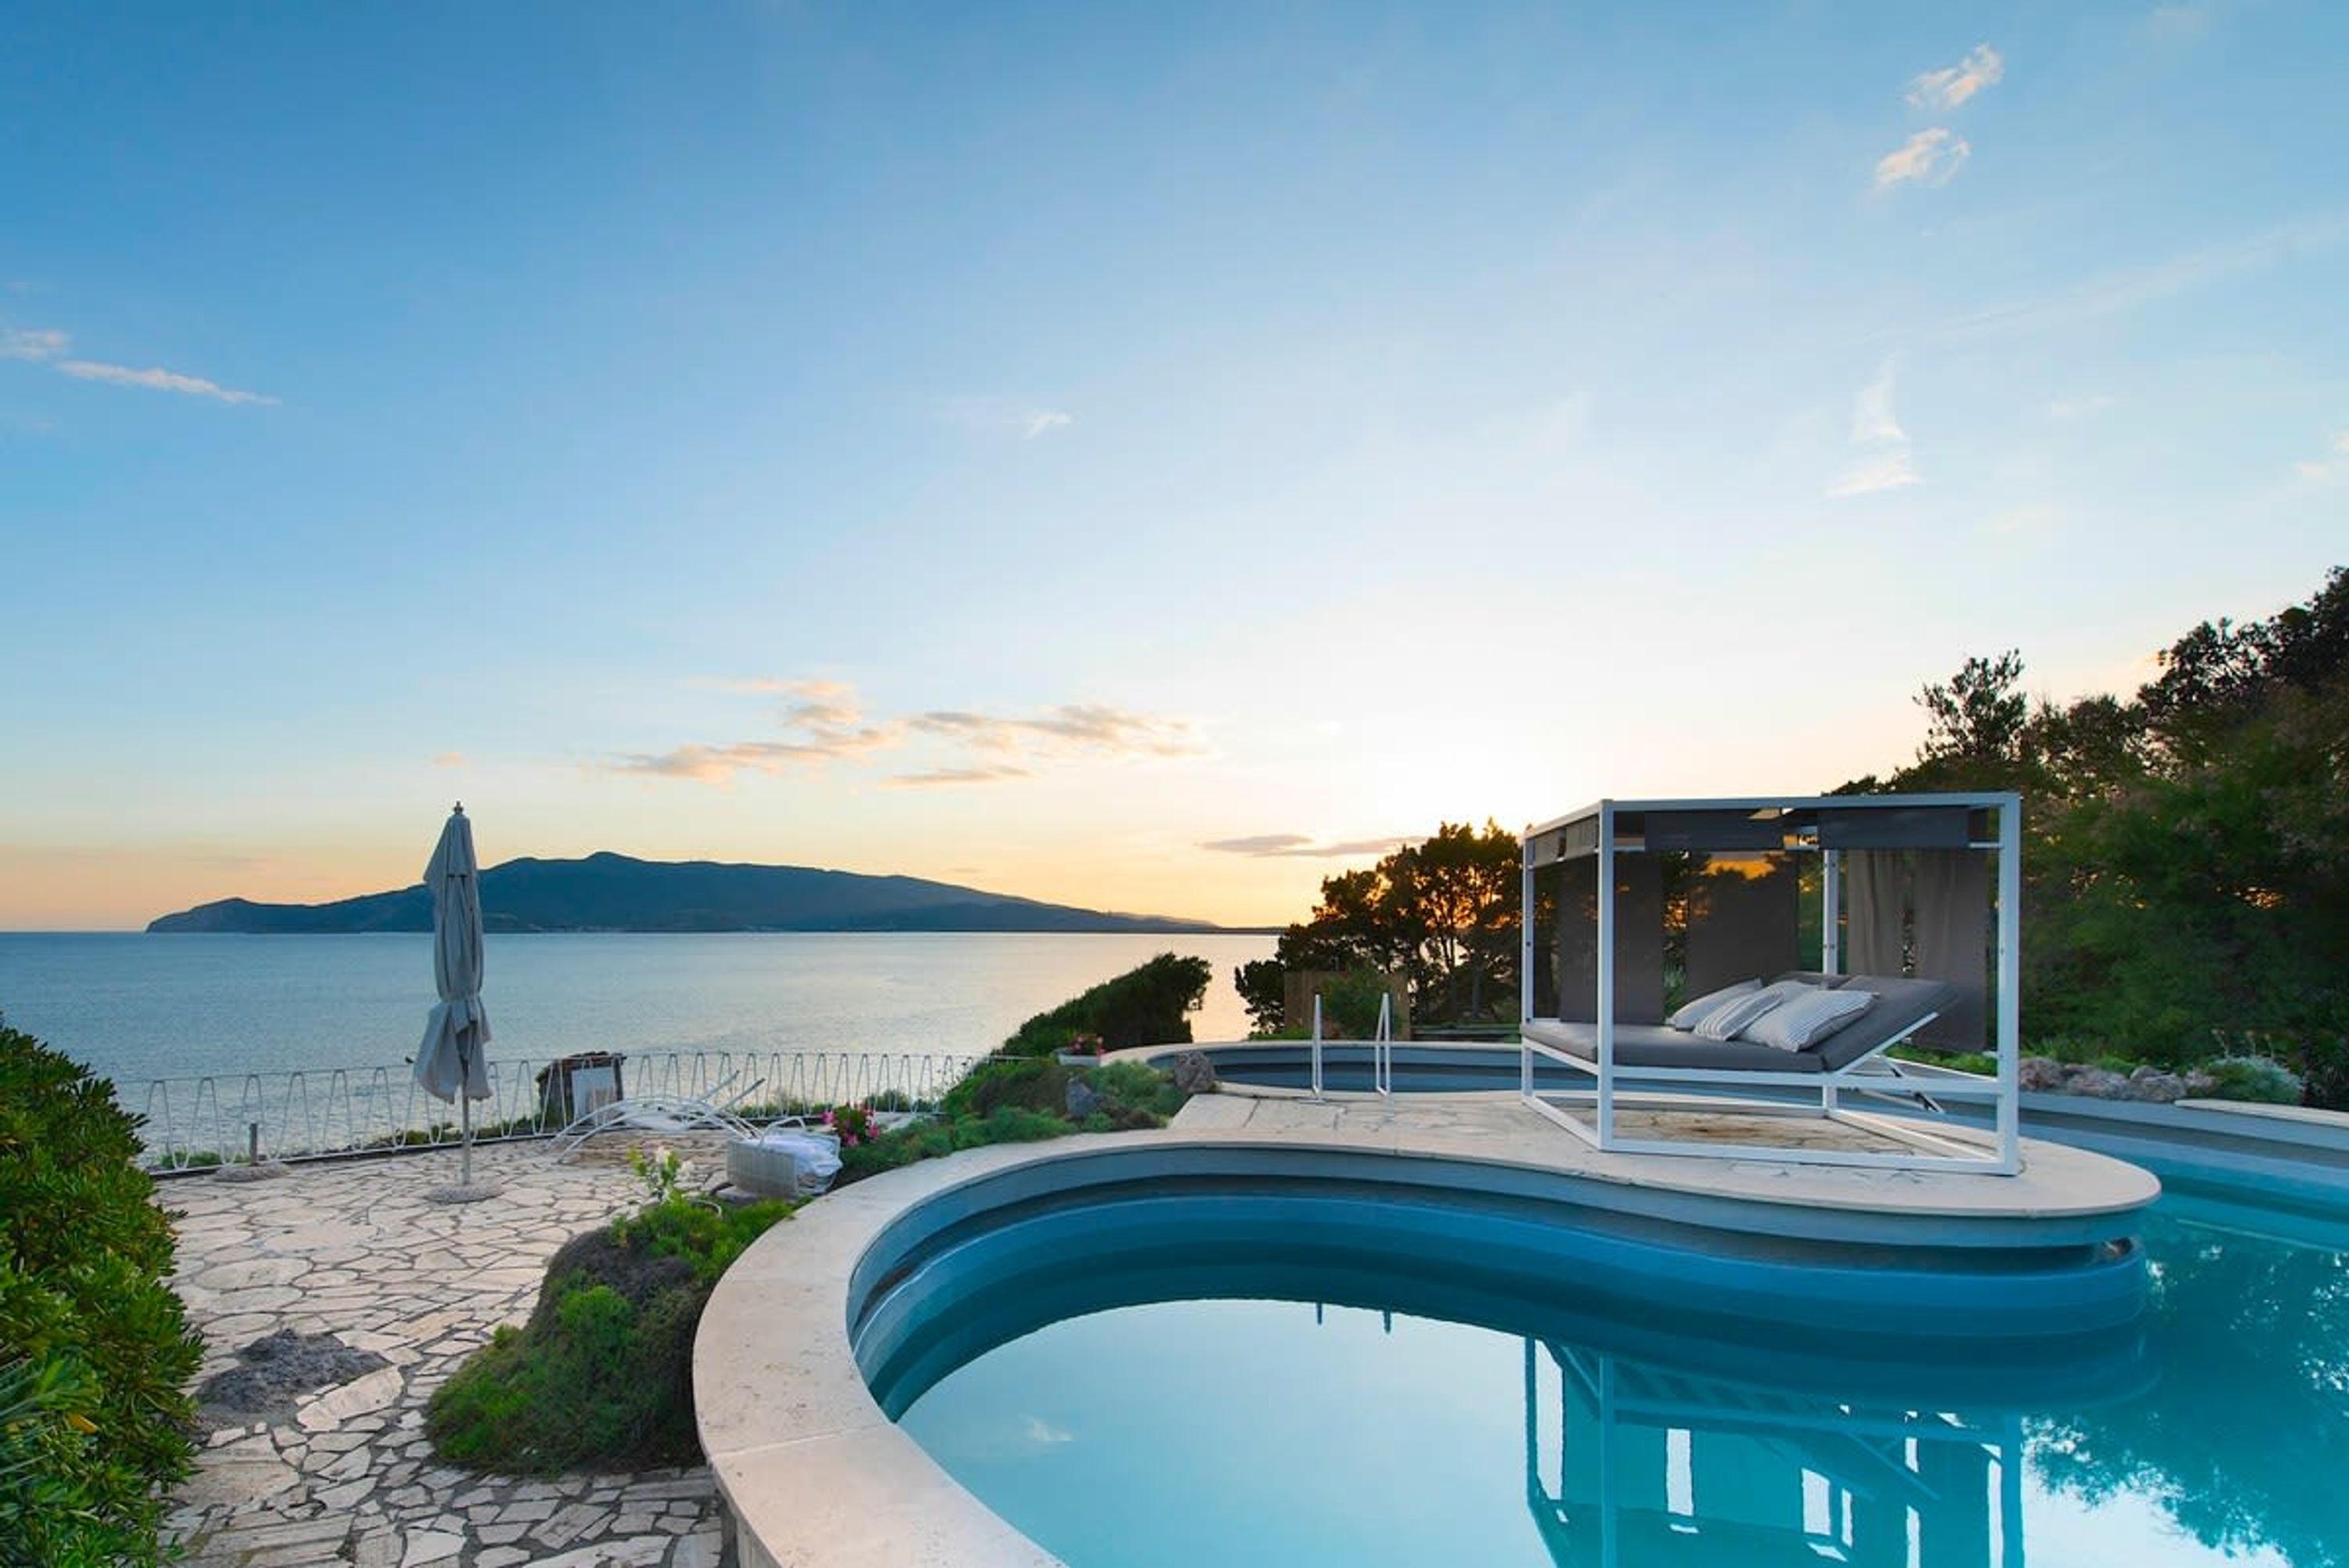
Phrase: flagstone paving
[{"left": 161, "top": 1135, "right": 742, "bottom": 1568}]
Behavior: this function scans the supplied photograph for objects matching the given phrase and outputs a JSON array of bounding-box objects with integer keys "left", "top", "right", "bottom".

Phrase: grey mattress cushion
[
  {"left": 1524, "top": 972, "right": 1956, "bottom": 1075},
  {"left": 1804, "top": 975, "right": 1959, "bottom": 1069},
  {"left": 1521, "top": 1018, "right": 1828, "bottom": 1074}
]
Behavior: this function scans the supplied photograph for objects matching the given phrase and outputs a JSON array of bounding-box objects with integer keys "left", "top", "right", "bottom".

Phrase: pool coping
[{"left": 695, "top": 1101, "right": 2157, "bottom": 1568}]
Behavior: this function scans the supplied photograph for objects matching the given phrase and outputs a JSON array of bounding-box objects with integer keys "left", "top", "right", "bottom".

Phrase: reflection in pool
[{"left": 890, "top": 1191, "right": 2344, "bottom": 1568}]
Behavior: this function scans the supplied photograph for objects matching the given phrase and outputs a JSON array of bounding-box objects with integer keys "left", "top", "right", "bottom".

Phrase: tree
[
  {"left": 1251, "top": 822, "right": 1524, "bottom": 1028},
  {"left": 1871, "top": 567, "right": 2349, "bottom": 1082}
]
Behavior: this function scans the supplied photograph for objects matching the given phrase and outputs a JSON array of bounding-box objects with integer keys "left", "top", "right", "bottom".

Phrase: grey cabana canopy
[{"left": 1518, "top": 791, "right": 2022, "bottom": 1173}]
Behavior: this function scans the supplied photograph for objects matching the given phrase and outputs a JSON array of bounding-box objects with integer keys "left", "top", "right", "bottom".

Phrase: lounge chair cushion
[
  {"left": 1522, "top": 973, "right": 1958, "bottom": 1076},
  {"left": 1741, "top": 986, "right": 1876, "bottom": 1051},
  {"left": 1803, "top": 975, "right": 1959, "bottom": 1069},
  {"left": 1521, "top": 1018, "right": 1829, "bottom": 1074},
  {"left": 1666, "top": 978, "right": 1761, "bottom": 1031}
]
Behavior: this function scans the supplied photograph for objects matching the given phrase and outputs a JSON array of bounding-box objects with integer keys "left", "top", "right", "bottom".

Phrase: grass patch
[{"left": 427, "top": 1151, "right": 795, "bottom": 1473}]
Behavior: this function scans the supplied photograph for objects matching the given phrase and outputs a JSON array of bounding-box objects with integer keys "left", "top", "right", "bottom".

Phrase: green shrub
[
  {"left": 2201, "top": 1055, "right": 2304, "bottom": 1105},
  {"left": 428, "top": 1171, "right": 794, "bottom": 1473},
  {"left": 1084, "top": 1061, "right": 1189, "bottom": 1119},
  {"left": 1001, "top": 953, "right": 1211, "bottom": 1058},
  {"left": 0, "top": 1024, "right": 202, "bottom": 1568},
  {"left": 939, "top": 1057, "right": 1071, "bottom": 1120},
  {"left": 2297, "top": 1035, "right": 2349, "bottom": 1111},
  {"left": 1314, "top": 969, "right": 1393, "bottom": 1037}
]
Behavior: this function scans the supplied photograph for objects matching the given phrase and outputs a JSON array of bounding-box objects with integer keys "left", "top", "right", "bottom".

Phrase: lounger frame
[{"left": 1518, "top": 792, "right": 2023, "bottom": 1174}]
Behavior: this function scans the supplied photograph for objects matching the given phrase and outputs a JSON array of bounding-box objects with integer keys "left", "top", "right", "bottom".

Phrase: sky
[{"left": 2, "top": 1, "right": 2344, "bottom": 931}]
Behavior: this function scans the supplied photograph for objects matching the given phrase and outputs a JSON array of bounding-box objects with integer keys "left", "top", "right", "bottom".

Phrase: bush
[
  {"left": 1001, "top": 953, "right": 1211, "bottom": 1058},
  {"left": 2298, "top": 1035, "right": 2349, "bottom": 1111},
  {"left": 2200, "top": 1054, "right": 2304, "bottom": 1105},
  {"left": 0, "top": 1024, "right": 202, "bottom": 1568},
  {"left": 1315, "top": 969, "right": 1393, "bottom": 1037},
  {"left": 428, "top": 1155, "right": 793, "bottom": 1473}
]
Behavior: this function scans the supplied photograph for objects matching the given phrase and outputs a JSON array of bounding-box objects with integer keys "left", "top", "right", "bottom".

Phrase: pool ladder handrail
[{"left": 1309, "top": 991, "right": 1394, "bottom": 1101}]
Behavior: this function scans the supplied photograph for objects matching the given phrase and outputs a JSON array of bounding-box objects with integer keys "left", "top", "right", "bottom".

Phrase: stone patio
[{"left": 161, "top": 1134, "right": 741, "bottom": 1568}]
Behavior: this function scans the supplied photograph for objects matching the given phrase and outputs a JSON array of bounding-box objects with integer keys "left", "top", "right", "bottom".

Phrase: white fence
[{"left": 132, "top": 1049, "right": 994, "bottom": 1173}]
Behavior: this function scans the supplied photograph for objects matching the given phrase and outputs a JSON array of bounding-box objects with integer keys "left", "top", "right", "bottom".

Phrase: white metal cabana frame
[{"left": 1517, "top": 792, "right": 2022, "bottom": 1174}]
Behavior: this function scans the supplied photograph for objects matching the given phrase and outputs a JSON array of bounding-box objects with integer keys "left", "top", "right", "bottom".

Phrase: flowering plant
[
  {"left": 823, "top": 1104, "right": 878, "bottom": 1148},
  {"left": 1066, "top": 1033, "right": 1105, "bottom": 1058}
]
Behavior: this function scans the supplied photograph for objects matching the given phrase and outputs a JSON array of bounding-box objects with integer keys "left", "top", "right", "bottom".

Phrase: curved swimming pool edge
[{"left": 694, "top": 1119, "right": 2159, "bottom": 1568}]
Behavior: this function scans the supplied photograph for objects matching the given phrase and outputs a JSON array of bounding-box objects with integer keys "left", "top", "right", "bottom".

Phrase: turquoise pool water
[{"left": 890, "top": 1185, "right": 2346, "bottom": 1568}]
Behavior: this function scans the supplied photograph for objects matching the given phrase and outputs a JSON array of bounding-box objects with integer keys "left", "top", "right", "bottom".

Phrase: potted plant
[{"left": 1055, "top": 1033, "right": 1106, "bottom": 1067}]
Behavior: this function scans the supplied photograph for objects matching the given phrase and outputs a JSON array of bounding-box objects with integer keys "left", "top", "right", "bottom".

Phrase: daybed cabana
[{"left": 1517, "top": 792, "right": 2021, "bottom": 1173}]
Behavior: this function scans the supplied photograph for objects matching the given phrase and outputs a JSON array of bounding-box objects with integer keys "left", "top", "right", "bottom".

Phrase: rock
[
  {"left": 2067, "top": 1066, "right": 2132, "bottom": 1100},
  {"left": 198, "top": 1328, "right": 392, "bottom": 1422},
  {"left": 2185, "top": 1069, "right": 2221, "bottom": 1098},
  {"left": 1065, "top": 1079, "right": 1103, "bottom": 1119},
  {"left": 1172, "top": 1051, "right": 1218, "bottom": 1095},
  {"left": 2125, "top": 1066, "right": 2188, "bottom": 1103},
  {"left": 2018, "top": 1056, "right": 2063, "bottom": 1092}
]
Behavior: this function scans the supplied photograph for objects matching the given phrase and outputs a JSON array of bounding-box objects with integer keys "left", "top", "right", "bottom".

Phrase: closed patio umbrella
[{"left": 416, "top": 802, "right": 495, "bottom": 1199}]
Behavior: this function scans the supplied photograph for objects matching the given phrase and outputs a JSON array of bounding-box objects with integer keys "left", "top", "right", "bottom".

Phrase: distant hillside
[{"left": 146, "top": 852, "right": 1228, "bottom": 935}]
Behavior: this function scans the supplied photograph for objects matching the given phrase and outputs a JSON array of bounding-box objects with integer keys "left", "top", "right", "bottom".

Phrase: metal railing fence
[{"left": 132, "top": 1049, "right": 994, "bottom": 1173}]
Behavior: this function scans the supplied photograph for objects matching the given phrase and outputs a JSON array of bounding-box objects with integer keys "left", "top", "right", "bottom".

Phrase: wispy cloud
[
  {"left": 1199, "top": 833, "right": 1413, "bottom": 859},
  {"left": 1907, "top": 45, "right": 2004, "bottom": 111},
  {"left": 609, "top": 683, "right": 1200, "bottom": 788},
  {"left": 2, "top": 323, "right": 276, "bottom": 404},
  {"left": 2045, "top": 393, "right": 2116, "bottom": 420},
  {"left": 1829, "top": 449, "right": 1921, "bottom": 497},
  {"left": 2288, "top": 429, "right": 2349, "bottom": 485},
  {"left": 1830, "top": 359, "right": 1921, "bottom": 497},
  {"left": 2, "top": 326, "right": 67, "bottom": 361},
  {"left": 1947, "top": 214, "right": 2349, "bottom": 338},
  {"left": 887, "top": 765, "right": 1034, "bottom": 789},
  {"left": 944, "top": 396, "right": 1074, "bottom": 440},
  {"left": 1875, "top": 128, "right": 1970, "bottom": 189},
  {"left": 431, "top": 752, "right": 467, "bottom": 768},
  {"left": 54, "top": 359, "right": 277, "bottom": 406},
  {"left": 908, "top": 705, "right": 1201, "bottom": 759},
  {"left": 1849, "top": 359, "right": 1907, "bottom": 445}
]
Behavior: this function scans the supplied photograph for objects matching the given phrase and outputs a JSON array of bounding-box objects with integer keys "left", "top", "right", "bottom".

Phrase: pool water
[{"left": 894, "top": 1191, "right": 2348, "bottom": 1568}]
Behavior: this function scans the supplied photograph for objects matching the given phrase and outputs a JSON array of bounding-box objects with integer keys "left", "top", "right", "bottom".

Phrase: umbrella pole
[{"left": 459, "top": 1040, "right": 474, "bottom": 1188}]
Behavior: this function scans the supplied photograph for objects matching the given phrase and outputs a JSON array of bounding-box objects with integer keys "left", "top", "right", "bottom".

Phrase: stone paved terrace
[{"left": 161, "top": 1134, "right": 742, "bottom": 1568}]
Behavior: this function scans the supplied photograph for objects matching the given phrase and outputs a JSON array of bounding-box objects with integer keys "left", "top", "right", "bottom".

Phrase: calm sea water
[{"left": 0, "top": 932, "right": 1275, "bottom": 1090}]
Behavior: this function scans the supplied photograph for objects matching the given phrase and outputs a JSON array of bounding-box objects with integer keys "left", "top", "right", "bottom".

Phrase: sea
[{"left": 0, "top": 931, "right": 1276, "bottom": 1094}]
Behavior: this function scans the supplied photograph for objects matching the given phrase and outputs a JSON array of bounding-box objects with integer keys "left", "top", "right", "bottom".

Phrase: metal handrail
[{"left": 1308, "top": 993, "right": 1392, "bottom": 1101}]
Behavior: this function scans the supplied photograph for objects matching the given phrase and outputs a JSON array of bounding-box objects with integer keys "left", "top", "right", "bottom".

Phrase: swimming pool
[{"left": 878, "top": 1179, "right": 2340, "bottom": 1568}]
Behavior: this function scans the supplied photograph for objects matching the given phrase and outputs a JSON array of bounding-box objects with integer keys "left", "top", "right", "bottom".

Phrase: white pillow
[
  {"left": 1667, "top": 979, "right": 1761, "bottom": 1031},
  {"left": 1741, "top": 987, "right": 1876, "bottom": 1051},
  {"left": 1693, "top": 988, "right": 1790, "bottom": 1040}
]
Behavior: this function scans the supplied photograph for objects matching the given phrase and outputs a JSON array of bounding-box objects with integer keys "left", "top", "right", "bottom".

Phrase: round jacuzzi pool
[
  {"left": 699, "top": 1134, "right": 2246, "bottom": 1568},
  {"left": 853, "top": 1170, "right": 2162, "bottom": 1568}
]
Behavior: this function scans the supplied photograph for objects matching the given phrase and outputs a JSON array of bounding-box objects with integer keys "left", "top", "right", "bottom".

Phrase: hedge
[{"left": 0, "top": 1024, "right": 202, "bottom": 1568}]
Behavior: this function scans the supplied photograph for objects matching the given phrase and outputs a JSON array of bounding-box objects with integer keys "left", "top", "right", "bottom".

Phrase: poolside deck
[{"left": 1174, "top": 1085, "right": 2158, "bottom": 1229}]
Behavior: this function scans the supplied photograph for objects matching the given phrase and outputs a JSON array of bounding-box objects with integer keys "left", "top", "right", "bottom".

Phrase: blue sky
[{"left": 3, "top": 1, "right": 2344, "bottom": 928}]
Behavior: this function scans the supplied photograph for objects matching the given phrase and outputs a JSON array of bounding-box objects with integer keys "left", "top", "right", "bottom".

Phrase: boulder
[
  {"left": 2066, "top": 1065, "right": 2132, "bottom": 1100},
  {"left": 1066, "top": 1079, "right": 1104, "bottom": 1119},
  {"left": 2018, "top": 1056, "right": 2064, "bottom": 1092},
  {"left": 2127, "top": 1065, "right": 2188, "bottom": 1103},
  {"left": 1172, "top": 1051, "right": 1218, "bottom": 1096}
]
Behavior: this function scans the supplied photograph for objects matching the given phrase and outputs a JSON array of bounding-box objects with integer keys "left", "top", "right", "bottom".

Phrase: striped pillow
[
  {"left": 1693, "top": 987, "right": 1792, "bottom": 1041},
  {"left": 1667, "top": 979, "right": 1761, "bottom": 1031},
  {"left": 1741, "top": 986, "right": 1877, "bottom": 1051}
]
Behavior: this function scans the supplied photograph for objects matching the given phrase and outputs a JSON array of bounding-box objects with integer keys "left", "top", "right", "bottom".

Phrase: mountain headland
[{"left": 146, "top": 852, "right": 1233, "bottom": 935}]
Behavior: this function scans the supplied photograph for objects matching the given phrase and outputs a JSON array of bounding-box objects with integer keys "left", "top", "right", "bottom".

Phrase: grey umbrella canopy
[{"left": 416, "top": 803, "right": 494, "bottom": 1194}]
